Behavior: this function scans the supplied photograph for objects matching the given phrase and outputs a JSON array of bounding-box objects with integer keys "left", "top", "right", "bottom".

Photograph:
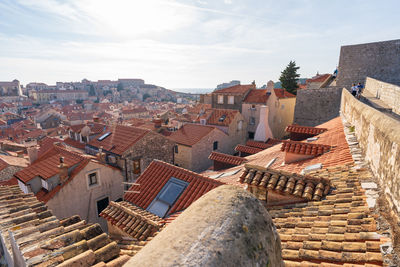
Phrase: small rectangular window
[
  {"left": 133, "top": 159, "right": 141, "bottom": 174},
  {"left": 88, "top": 172, "right": 98, "bottom": 186},
  {"left": 213, "top": 141, "right": 218, "bottom": 150},
  {"left": 174, "top": 145, "right": 178, "bottom": 153},
  {"left": 228, "top": 96, "right": 234, "bottom": 104},
  {"left": 217, "top": 95, "right": 224, "bottom": 104},
  {"left": 97, "top": 197, "right": 109, "bottom": 217}
]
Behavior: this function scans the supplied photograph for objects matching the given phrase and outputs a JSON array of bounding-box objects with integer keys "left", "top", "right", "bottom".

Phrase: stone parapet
[{"left": 340, "top": 88, "right": 400, "bottom": 223}]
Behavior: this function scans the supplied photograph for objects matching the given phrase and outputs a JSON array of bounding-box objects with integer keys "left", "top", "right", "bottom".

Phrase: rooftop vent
[{"left": 301, "top": 163, "right": 322, "bottom": 174}]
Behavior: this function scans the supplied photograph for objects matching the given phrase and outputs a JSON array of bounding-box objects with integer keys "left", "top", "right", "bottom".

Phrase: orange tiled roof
[
  {"left": 100, "top": 201, "right": 163, "bottom": 241},
  {"left": 217, "top": 117, "right": 353, "bottom": 180},
  {"left": 286, "top": 124, "right": 328, "bottom": 135},
  {"left": 37, "top": 136, "right": 61, "bottom": 159},
  {"left": 205, "top": 108, "right": 239, "bottom": 127},
  {"left": 246, "top": 140, "right": 275, "bottom": 149},
  {"left": 168, "top": 124, "right": 221, "bottom": 146},
  {"left": 235, "top": 144, "right": 263, "bottom": 155},
  {"left": 243, "top": 89, "right": 269, "bottom": 103},
  {"left": 239, "top": 166, "right": 330, "bottom": 201},
  {"left": 306, "top": 73, "right": 331, "bottom": 83},
  {"left": 209, "top": 151, "right": 248, "bottom": 166},
  {"left": 88, "top": 124, "right": 149, "bottom": 155},
  {"left": 213, "top": 84, "right": 254, "bottom": 94},
  {"left": 281, "top": 140, "right": 331, "bottom": 156},
  {"left": 15, "top": 145, "right": 87, "bottom": 183},
  {"left": 63, "top": 137, "right": 86, "bottom": 150},
  {"left": 124, "top": 160, "right": 223, "bottom": 217},
  {"left": 274, "top": 88, "right": 296, "bottom": 99},
  {"left": 269, "top": 166, "right": 386, "bottom": 266}
]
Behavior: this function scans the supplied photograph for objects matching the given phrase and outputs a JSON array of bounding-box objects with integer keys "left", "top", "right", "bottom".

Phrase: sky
[{"left": 1, "top": 0, "right": 400, "bottom": 91}]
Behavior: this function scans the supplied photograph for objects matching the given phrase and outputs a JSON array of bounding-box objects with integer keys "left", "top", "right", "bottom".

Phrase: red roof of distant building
[
  {"left": 274, "top": 89, "right": 296, "bottom": 99},
  {"left": 37, "top": 136, "right": 61, "bottom": 159},
  {"left": 243, "top": 89, "right": 269, "bottom": 103},
  {"left": 88, "top": 125, "right": 148, "bottom": 155},
  {"left": 281, "top": 140, "right": 331, "bottom": 156},
  {"left": 0, "top": 177, "right": 18, "bottom": 186},
  {"left": 213, "top": 84, "right": 254, "bottom": 94},
  {"left": 15, "top": 145, "right": 87, "bottom": 183},
  {"left": 306, "top": 74, "right": 331, "bottom": 83},
  {"left": 205, "top": 109, "right": 239, "bottom": 127},
  {"left": 168, "top": 124, "right": 221, "bottom": 146},
  {"left": 63, "top": 137, "right": 86, "bottom": 150},
  {"left": 246, "top": 140, "right": 275, "bottom": 149},
  {"left": 235, "top": 144, "right": 263, "bottom": 155},
  {"left": 209, "top": 151, "right": 248, "bottom": 166},
  {"left": 286, "top": 124, "right": 328, "bottom": 135},
  {"left": 124, "top": 160, "right": 223, "bottom": 216}
]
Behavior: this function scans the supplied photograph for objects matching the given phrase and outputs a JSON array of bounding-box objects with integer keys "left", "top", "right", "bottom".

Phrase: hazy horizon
[{"left": 1, "top": 0, "right": 400, "bottom": 88}]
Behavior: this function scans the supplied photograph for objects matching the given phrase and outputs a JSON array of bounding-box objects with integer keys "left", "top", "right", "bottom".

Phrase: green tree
[
  {"left": 279, "top": 60, "right": 300, "bottom": 95},
  {"left": 117, "top": 82, "right": 124, "bottom": 92}
]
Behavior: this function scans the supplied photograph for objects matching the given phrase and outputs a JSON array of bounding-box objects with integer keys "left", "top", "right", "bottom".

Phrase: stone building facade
[
  {"left": 169, "top": 124, "right": 229, "bottom": 172},
  {"left": 211, "top": 84, "right": 254, "bottom": 112},
  {"left": 337, "top": 39, "right": 400, "bottom": 88}
]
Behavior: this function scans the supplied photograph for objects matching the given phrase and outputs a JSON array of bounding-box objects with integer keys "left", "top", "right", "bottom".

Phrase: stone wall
[
  {"left": 341, "top": 89, "right": 400, "bottom": 222},
  {"left": 365, "top": 77, "right": 400, "bottom": 115},
  {"left": 336, "top": 39, "right": 400, "bottom": 89},
  {"left": 293, "top": 87, "right": 342, "bottom": 126},
  {"left": 126, "top": 185, "right": 283, "bottom": 267}
]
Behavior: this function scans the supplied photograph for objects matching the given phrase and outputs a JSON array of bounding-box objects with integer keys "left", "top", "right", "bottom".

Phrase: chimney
[
  {"left": 58, "top": 156, "right": 69, "bottom": 183},
  {"left": 27, "top": 145, "right": 39, "bottom": 164},
  {"left": 96, "top": 146, "right": 106, "bottom": 163},
  {"left": 16, "top": 150, "right": 24, "bottom": 158},
  {"left": 153, "top": 116, "right": 162, "bottom": 129},
  {"left": 254, "top": 105, "right": 274, "bottom": 142}
]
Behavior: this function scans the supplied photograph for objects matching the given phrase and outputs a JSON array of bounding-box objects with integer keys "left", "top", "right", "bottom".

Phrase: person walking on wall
[
  {"left": 351, "top": 83, "right": 357, "bottom": 97},
  {"left": 356, "top": 82, "right": 364, "bottom": 99}
]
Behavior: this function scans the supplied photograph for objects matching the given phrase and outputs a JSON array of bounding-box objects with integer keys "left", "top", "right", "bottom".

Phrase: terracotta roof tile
[
  {"left": 100, "top": 201, "right": 162, "bottom": 241},
  {"left": 213, "top": 84, "right": 254, "bottom": 94},
  {"left": 235, "top": 144, "right": 263, "bottom": 155},
  {"left": 63, "top": 137, "right": 86, "bottom": 150},
  {"left": 286, "top": 124, "right": 328, "bottom": 135},
  {"left": 88, "top": 125, "right": 148, "bottom": 155},
  {"left": 281, "top": 140, "right": 331, "bottom": 156},
  {"left": 274, "top": 88, "right": 296, "bottom": 99},
  {"left": 306, "top": 74, "right": 331, "bottom": 83},
  {"left": 214, "top": 117, "right": 353, "bottom": 181},
  {"left": 124, "top": 160, "right": 223, "bottom": 217},
  {"left": 168, "top": 124, "right": 223, "bottom": 146},
  {"left": 0, "top": 185, "right": 125, "bottom": 266},
  {"left": 209, "top": 151, "right": 248, "bottom": 166},
  {"left": 243, "top": 89, "right": 269, "bottom": 103},
  {"left": 239, "top": 165, "right": 331, "bottom": 201},
  {"left": 204, "top": 108, "right": 239, "bottom": 127},
  {"left": 246, "top": 139, "right": 279, "bottom": 149},
  {"left": 15, "top": 144, "right": 87, "bottom": 183},
  {"left": 267, "top": 166, "right": 385, "bottom": 265}
]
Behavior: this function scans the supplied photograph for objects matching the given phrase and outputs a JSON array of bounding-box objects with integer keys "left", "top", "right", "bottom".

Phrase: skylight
[
  {"left": 218, "top": 115, "right": 226, "bottom": 122},
  {"left": 147, "top": 177, "right": 188, "bottom": 218},
  {"left": 97, "top": 132, "right": 111, "bottom": 141}
]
